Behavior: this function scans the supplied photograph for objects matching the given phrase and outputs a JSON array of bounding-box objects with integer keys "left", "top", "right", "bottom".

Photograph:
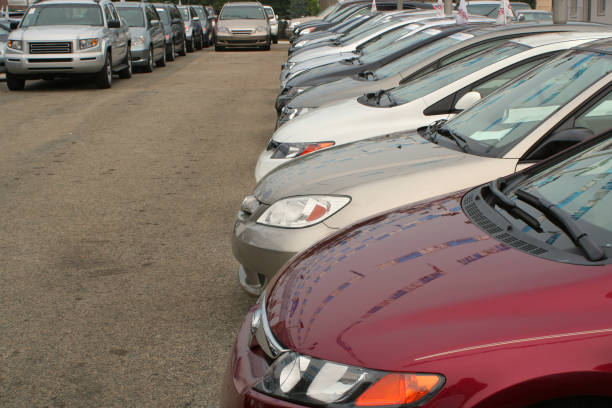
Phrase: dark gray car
[
  {"left": 192, "top": 5, "right": 214, "bottom": 47},
  {"left": 116, "top": 2, "right": 166, "bottom": 72},
  {"left": 178, "top": 5, "right": 204, "bottom": 52},
  {"left": 154, "top": 3, "right": 187, "bottom": 60}
]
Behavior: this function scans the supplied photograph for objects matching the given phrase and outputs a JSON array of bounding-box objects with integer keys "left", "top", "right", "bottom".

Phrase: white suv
[{"left": 5, "top": 0, "right": 132, "bottom": 90}]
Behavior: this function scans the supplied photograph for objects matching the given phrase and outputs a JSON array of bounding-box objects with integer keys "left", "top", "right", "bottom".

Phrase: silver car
[
  {"left": 215, "top": 2, "right": 270, "bottom": 51},
  {"left": 232, "top": 40, "right": 612, "bottom": 294},
  {"left": 116, "top": 2, "right": 166, "bottom": 72},
  {"left": 0, "top": 21, "right": 8, "bottom": 74}
]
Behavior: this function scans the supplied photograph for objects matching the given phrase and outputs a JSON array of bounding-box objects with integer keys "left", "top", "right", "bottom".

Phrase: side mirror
[
  {"left": 108, "top": 20, "right": 121, "bottom": 28},
  {"left": 454, "top": 91, "right": 481, "bottom": 111},
  {"left": 527, "top": 128, "right": 595, "bottom": 160},
  {"left": 275, "top": 14, "right": 279, "bottom": 20},
  {"left": 150, "top": 19, "right": 160, "bottom": 26},
  {"left": 10, "top": 21, "right": 19, "bottom": 30}
]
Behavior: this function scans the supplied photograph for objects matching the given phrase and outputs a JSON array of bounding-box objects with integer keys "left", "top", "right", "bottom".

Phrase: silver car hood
[{"left": 14, "top": 25, "right": 105, "bottom": 41}]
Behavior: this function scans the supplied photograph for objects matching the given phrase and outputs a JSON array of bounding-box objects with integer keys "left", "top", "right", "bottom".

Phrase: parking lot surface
[{"left": 0, "top": 45, "right": 286, "bottom": 407}]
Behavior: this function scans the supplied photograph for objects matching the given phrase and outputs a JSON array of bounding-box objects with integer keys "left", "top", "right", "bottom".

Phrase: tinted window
[
  {"left": 116, "top": 7, "right": 145, "bottom": 27},
  {"left": 156, "top": 7, "right": 170, "bottom": 25},
  {"left": 22, "top": 4, "right": 103, "bottom": 26},
  {"left": 193, "top": 6, "right": 206, "bottom": 21},
  {"left": 179, "top": 7, "right": 190, "bottom": 20},
  {"left": 264, "top": 7, "right": 274, "bottom": 17},
  {"left": 219, "top": 5, "right": 265, "bottom": 19}
]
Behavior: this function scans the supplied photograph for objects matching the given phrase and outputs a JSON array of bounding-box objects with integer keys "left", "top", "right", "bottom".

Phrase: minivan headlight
[
  {"left": 254, "top": 351, "right": 445, "bottom": 406},
  {"left": 7, "top": 40, "right": 22, "bottom": 51},
  {"left": 257, "top": 195, "right": 349, "bottom": 228},
  {"left": 217, "top": 26, "right": 229, "bottom": 33}
]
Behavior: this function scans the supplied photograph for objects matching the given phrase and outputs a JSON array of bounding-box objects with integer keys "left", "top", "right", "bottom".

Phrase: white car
[
  {"left": 234, "top": 41, "right": 612, "bottom": 293},
  {"left": 263, "top": 5, "right": 278, "bottom": 44},
  {"left": 256, "top": 31, "right": 612, "bottom": 181},
  {"left": 286, "top": 11, "right": 437, "bottom": 65}
]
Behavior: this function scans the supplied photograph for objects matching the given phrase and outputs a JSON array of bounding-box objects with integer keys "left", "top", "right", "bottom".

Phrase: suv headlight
[
  {"left": 7, "top": 40, "right": 22, "bottom": 51},
  {"left": 254, "top": 351, "right": 445, "bottom": 406},
  {"left": 257, "top": 195, "right": 349, "bottom": 228},
  {"left": 79, "top": 38, "right": 99, "bottom": 50},
  {"left": 279, "top": 107, "right": 311, "bottom": 123},
  {"left": 270, "top": 141, "right": 334, "bottom": 159}
]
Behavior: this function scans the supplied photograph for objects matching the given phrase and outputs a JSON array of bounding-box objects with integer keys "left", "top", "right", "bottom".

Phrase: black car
[{"left": 154, "top": 3, "right": 187, "bottom": 59}]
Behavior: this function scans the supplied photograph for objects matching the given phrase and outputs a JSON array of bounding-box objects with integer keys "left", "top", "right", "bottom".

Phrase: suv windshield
[
  {"left": 504, "top": 138, "right": 612, "bottom": 253},
  {"left": 444, "top": 50, "right": 612, "bottom": 157},
  {"left": 373, "top": 32, "right": 472, "bottom": 79},
  {"left": 219, "top": 6, "right": 264, "bottom": 20},
  {"left": 390, "top": 41, "right": 529, "bottom": 104},
  {"left": 21, "top": 4, "right": 103, "bottom": 27},
  {"left": 179, "top": 7, "right": 190, "bottom": 20},
  {"left": 116, "top": 7, "right": 144, "bottom": 27}
]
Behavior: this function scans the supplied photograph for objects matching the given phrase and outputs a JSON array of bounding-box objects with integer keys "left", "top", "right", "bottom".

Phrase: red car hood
[{"left": 266, "top": 192, "right": 612, "bottom": 371}]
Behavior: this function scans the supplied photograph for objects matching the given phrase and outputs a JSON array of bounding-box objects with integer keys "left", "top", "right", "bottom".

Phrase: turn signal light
[
  {"left": 355, "top": 374, "right": 443, "bottom": 406},
  {"left": 300, "top": 142, "right": 334, "bottom": 157}
]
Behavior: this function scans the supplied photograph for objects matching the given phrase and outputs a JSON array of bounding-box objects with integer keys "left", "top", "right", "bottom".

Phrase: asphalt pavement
[{"left": 0, "top": 44, "right": 286, "bottom": 407}]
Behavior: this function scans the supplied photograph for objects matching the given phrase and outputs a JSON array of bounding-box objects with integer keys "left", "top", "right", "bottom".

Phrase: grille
[
  {"left": 463, "top": 199, "right": 502, "bottom": 235},
  {"left": 28, "top": 58, "right": 73, "bottom": 63},
  {"left": 228, "top": 39, "right": 257, "bottom": 44},
  {"left": 30, "top": 42, "right": 72, "bottom": 54},
  {"left": 231, "top": 29, "right": 253, "bottom": 34}
]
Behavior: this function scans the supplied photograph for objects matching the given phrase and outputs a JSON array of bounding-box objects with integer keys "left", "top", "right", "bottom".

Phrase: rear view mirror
[
  {"left": 454, "top": 91, "right": 482, "bottom": 111},
  {"left": 108, "top": 20, "right": 121, "bottom": 28},
  {"left": 528, "top": 128, "right": 595, "bottom": 160}
]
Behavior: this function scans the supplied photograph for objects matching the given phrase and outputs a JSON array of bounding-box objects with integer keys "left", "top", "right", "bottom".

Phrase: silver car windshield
[
  {"left": 21, "top": 4, "right": 103, "bottom": 27},
  {"left": 373, "top": 33, "right": 468, "bottom": 79},
  {"left": 390, "top": 42, "right": 529, "bottom": 104},
  {"left": 507, "top": 138, "right": 612, "bottom": 249},
  {"left": 116, "top": 7, "right": 145, "bottom": 27},
  {"left": 339, "top": 21, "right": 403, "bottom": 45},
  {"left": 358, "top": 23, "right": 423, "bottom": 57},
  {"left": 264, "top": 7, "right": 274, "bottom": 18},
  {"left": 179, "top": 8, "right": 190, "bottom": 20},
  {"left": 445, "top": 50, "right": 612, "bottom": 157},
  {"left": 219, "top": 6, "right": 265, "bottom": 20}
]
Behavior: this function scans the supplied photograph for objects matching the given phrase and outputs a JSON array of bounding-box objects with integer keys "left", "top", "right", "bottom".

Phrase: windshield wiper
[
  {"left": 515, "top": 188, "right": 606, "bottom": 262},
  {"left": 436, "top": 127, "right": 468, "bottom": 153},
  {"left": 357, "top": 70, "right": 376, "bottom": 80},
  {"left": 487, "top": 181, "right": 543, "bottom": 233}
]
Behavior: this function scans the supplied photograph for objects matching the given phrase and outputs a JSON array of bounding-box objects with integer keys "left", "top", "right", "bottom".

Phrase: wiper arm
[
  {"left": 487, "top": 181, "right": 543, "bottom": 233},
  {"left": 437, "top": 127, "right": 468, "bottom": 153},
  {"left": 515, "top": 189, "right": 606, "bottom": 262},
  {"left": 358, "top": 70, "right": 376, "bottom": 80}
]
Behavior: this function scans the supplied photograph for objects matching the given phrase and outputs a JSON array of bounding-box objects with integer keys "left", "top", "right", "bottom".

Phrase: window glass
[
  {"left": 575, "top": 90, "right": 612, "bottom": 135},
  {"left": 219, "top": 5, "right": 264, "bottom": 19},
  {"left": 358, "top": 23, "right": 423, "bottom": 56},
  {"left": 109, "top": 4, "right": 120, "bottom": 21},
  {"left": 22, "top": 4, "right": 103, "bottom": 26},
  {"left": 179, "top": 7, "right": 190, "bottom": 20},
  {"left": 116, "top": 7, "right": 145, "bottom": 27},
  {"left": 467, "top": 4, "right": 499, "bottom": 17},
  {"left": 103, "top": 5, "right": 112, "bottom": 23},
  {"left": 444, "top": 51, "right": 612, "bottom": 157},
  {"left": 390, "top": 42, "right": 529, "bottom": 104},
  {"left": 360, "top": 29, "right": 435, "bottom": 65},
  {"left": 264, "top": 7, "right": 274, "bottom": 17},
  {"left": 0, "top": 25, "right": 8, "bottom": 41},
  {"left": 190, "top": 8, "right": 198, "bottom": 18},
  {"left": 193, "top": 6, "right": 206, "bottom": 21},
  {"left": 471, "top": 58, "right": 546, "bottom": 99},
  {"left": 156, "top": 7, "right": 170, "bottom": 25}
]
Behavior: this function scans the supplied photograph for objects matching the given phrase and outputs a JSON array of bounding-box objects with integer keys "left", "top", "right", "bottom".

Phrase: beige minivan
[{"left": 214, "top": 2, "right": 271, "bottom": 51}]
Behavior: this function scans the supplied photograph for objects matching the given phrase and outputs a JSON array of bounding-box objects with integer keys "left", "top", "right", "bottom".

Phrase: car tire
[
  {"left": 207, "top": 31, "right": 213, "bottom": 47},
  {"left": 187, "top": 35, "right": 194, "bottom": 52},
  {"left": 95, "top": 52, "right": 113, "bottom": 89},
  {"left": 273, "top": 37, "right": 278, "bottom": 44},
  {"left": 167, "top": 42, "right": 176, "bottom": 61},
  {"left": 196, "top": 34, "right": 203, "bottom": 50},
  {"left": 156, "top": 47, "right": 166, "bottom": 67},
  {"left": 6, "top": 73, "right": 25, "bottom": 91},
  {"left": 178, "top": 38, "right": 187, "bottom": 56},
  {"left": 262, "top": 39, "right": 271, "bottom": 51},
  {"left": 144, "top": 48, "right": 154, "bottom": 73},
  {"left": 119, "top": 49, "right": 132, "bottom": 79},
  {"left": 215, "top": 43, "right": 224, "bottom": 51}
]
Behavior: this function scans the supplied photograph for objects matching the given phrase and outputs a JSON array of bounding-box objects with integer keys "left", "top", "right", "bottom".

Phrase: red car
[{"left": 222, "top": 131, "right": 612, "bottom": 408}]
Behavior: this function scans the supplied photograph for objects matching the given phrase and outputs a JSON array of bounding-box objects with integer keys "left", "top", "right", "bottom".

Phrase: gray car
[
  {"left": 154, "top": 3, "right": 187, "bottom": 60},
  {"left": 0, "top": 21, "right": 8, "bottom": 74},
  {"left": 116, "top": 2, "right": 166, "bottom": 72},
  {"left": 192, "top": 5, "right": 214, "bottom": 47},
  {"left": 232, "top": 40, "right": 612, "bottom": 295},
  {"left": 178, "top": 5, "right": 204, "bottom": 52}
]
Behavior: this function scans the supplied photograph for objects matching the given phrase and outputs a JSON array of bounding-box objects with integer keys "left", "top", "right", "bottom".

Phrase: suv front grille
[{"left": 30, "top": 42, "right": 72, "bottom": 54}]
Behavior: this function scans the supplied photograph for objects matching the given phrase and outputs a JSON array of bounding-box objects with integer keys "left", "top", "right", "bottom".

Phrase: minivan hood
[
  {"left": 14, "top": 25, "right": 104, "bottom": 41},
  {"left": 266, "top": 192, "right": 612, "bottom": 371}
]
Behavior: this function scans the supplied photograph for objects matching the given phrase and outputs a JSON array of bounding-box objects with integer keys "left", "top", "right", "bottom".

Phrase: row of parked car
[
  {"left": 0, "top": 0, "right": 217, "bottom": 90},
  {"left": 222, "top": 1, "right": 612, "bottom": 408}
]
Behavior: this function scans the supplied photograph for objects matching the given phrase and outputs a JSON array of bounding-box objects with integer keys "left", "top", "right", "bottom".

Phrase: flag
[
  {"left": 434, "top": 0, "right": 445, "bottom": 17},
  {"left": 496, "top": 0, "right": 513, "bottom": 24},
  {"left": 371, "top": 0, "right": 377, "bottom": 12},
  {"left": 456, "top": 0, "right": 469, "bottom": 24}
]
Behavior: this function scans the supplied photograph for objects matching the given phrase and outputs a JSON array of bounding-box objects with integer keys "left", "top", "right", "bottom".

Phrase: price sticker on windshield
[
  {"left": 449, "top": 32, "right": 474, "bottom": 41},
  {"left": 422, "top": 28, "right": 441, "bottom": 36}
]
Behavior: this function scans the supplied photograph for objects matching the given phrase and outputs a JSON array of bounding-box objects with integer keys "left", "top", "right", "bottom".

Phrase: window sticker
[
  {"left": 449, "top": 32, "right": 474, "bottom": 41},
  {"left": 422, "top": 28, "right": 442, "bottom": 36},
  {"left": 503, "top": 105, "right": 559, "bottom": 123},
  {"left": 469, "top": 129, "right": 511, "bottom": 141}
]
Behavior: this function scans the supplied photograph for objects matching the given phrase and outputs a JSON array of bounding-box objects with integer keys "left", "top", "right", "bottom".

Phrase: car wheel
[
  {"left": 6, "top": 73, "right": 25, "bottom": 91},
  {"left": 187, "top": 36, "right": 194, "bottom": 52},
  {"left": 156, "top": 47, "right": 166, "bottom": 67},
  {"left": 215, "top": 43, "right": 224, "bottom": 51},
  {"left": 196, "top": 34, "right": 203, "bottom": 50},
  {"left": 262, "top": 39, "right": 271, "bottom": 51},
  {"left": 167, "top": 42, "right": 176, "bottom": 61},
  {"left": 119, "top": 49, "right": 132, "bottom": 79},
  {"left": 144, "top": 48, "right": 154, "bottom": 72},
  {"left": 179, "top": 38, "right": 187, "bottom": 56},
  {"left": 273, "top": 36, "right": 278, "bottom": 44},
  {"left": 95, "top": 52, "right": 112, "bottom": 89},
  {"left": 207, "top": 31, "right": 213, "bottom": 47}
]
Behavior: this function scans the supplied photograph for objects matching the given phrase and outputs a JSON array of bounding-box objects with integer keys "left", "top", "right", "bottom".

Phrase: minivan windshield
[
  {"left": 219, "top": 5, "right": 265, "bottom": 20},
  {"left": 444, "top": 50, "right": 612, "bottom": 157},
  {"left": 390, "top": 42, "right": 529, "bottom": 104},
  {"left": 179, "top": 7, "right": 190, "bottom": 20},
  {"left": 21, "top": 4, "right": 103, "bottom": 27},
  {"left": 116, "top": 7, "right": 145, "bottom": 27}
]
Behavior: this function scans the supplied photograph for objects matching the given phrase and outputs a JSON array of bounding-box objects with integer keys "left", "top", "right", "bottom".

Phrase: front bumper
[
  {"left": 275, "top": 89, "right": 295, "bottom": 114},
  {"left": 216, "top": 33, "right": 269, "bottom": 47},
  {"left": 232, "top": 198, "right": 335, "bottom": 294},
  {"left": 130, "top": 47, "right": 150, "bottom": 67},
  {"left": 221, "top": 308, "right": 304, "bottom": 408},
  {"left": 5, "top": 49, "right": 105, "bottom": 76}
]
